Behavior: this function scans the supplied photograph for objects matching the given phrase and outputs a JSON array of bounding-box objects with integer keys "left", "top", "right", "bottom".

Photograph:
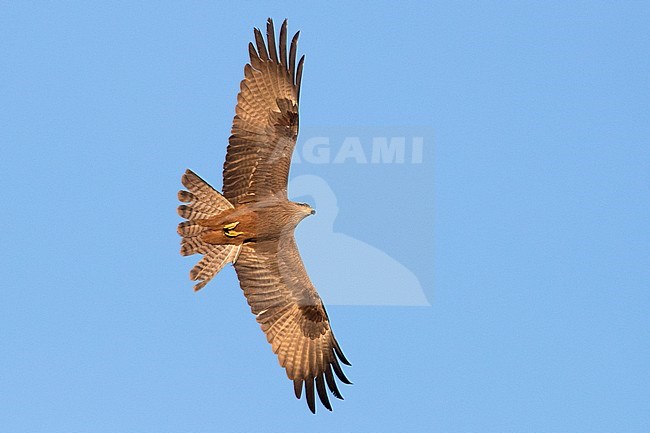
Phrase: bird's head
[
  {"left": 298, "top": 202, "right": 316, "bottom": 216},
  {"left": 293, "top": 201, "right": 316, "bottom": 221}
]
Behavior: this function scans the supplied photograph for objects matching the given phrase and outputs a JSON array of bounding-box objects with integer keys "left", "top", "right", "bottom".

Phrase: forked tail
[{"left": 177, "top": 169, "right": 241, "bottom": 291}]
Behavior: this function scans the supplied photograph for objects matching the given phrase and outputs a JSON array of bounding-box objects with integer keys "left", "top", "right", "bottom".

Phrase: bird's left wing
[{"left": 233, "top": 235, "right": 351, "bottom": 413}]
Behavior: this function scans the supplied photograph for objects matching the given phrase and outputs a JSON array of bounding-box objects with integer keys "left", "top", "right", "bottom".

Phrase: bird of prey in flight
[{"left": 177, "top": 18, "right": 351, "bottom": 413}]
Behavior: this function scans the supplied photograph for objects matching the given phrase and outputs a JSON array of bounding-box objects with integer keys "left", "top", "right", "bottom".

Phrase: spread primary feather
[{"left": 177, "top": 18, "right": 351, "bottom": 414}]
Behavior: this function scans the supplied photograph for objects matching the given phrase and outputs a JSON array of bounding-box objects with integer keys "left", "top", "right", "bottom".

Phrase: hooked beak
[{"left": 310, "top": 209, "right": 316, "bottom": 215}]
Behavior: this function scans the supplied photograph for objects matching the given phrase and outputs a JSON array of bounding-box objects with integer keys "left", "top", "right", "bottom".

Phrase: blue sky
[{"left": 1, "top": 1, "right": 649, "bottom": 432}]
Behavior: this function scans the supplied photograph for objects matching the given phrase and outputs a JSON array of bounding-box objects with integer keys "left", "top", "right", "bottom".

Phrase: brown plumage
[{"left": 177, "top": 18, "right": 351, "bottom": 413}]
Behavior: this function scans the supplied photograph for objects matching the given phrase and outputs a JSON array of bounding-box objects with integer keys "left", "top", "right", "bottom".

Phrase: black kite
[{"left": 177, "top": 18, "right": 351, "bottom": 413}]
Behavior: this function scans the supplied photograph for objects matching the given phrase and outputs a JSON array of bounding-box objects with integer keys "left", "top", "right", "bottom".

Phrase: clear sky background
[{"left": 1, "top": 1, "right": 649, "bottom": 432}]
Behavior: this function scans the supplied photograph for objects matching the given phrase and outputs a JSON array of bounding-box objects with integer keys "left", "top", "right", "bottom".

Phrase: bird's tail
[{"left": 177, "top": 169, "right": 241, "bottom": 291}]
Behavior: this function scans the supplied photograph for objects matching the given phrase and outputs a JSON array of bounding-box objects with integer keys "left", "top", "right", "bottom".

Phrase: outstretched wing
[
  {"left": 223, "top": 18, "right": 305, "bottom": 205},
  {"left": 233, "top": 235, "right": 352, "bottom": 413}
]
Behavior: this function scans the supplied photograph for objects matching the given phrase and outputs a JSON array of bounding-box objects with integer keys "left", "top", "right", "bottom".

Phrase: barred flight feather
[{"left": 177, "top": 18, "right": 351, "bottom": 414}]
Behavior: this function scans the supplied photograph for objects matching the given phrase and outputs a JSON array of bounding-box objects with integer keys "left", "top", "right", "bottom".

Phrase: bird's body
[
  {"left": 177, "top": 18, "right": 351, "bottom": 413},
  {"left": 189, "top": 199, "right": 312, "bottom": 245}
]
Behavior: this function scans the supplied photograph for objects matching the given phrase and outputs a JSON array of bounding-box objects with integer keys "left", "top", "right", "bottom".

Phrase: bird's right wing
[
  {"left": 223, "top": 18, "right": 304, "bottom": 205},
  {"left": 233, "top": 235, "right": 351, "bottom": 413}
]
